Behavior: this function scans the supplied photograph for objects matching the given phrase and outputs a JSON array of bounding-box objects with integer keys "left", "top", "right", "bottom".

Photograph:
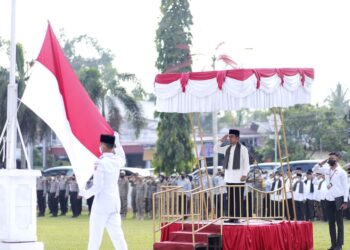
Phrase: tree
[
  {"left": 0, "top": 38, "right": 9, "bottom": 133},
  {"left": 325, "top": 82, "right": 349, "bottom": 117},
  {"left": 258, "top": 104, "right": 350, "bottom": 162},
  {"left": 0, "top": 42, "right": 49, "bottom": 168},
  {"left": 61, "top": 34, "right": 145, "bottom": 136},
  {"left": 152, "top": 0, "right": 195, "bottom": 175}
]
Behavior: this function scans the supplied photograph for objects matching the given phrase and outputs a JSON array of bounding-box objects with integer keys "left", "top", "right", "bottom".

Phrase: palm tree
[
  {"left": 0, "top": 42, "right": 49, "bottom": 168},
  {"left": 325, "top": 82, "right": 349, "bottom": 117},
  {"left": 61, "top": 34, "right": 145, "bottom": 137}
]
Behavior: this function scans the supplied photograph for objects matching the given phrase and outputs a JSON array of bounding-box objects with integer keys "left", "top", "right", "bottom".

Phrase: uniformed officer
[
  {"left": 118, "top": 170, "right": 129, "bottom": 219},
  {"left": 36, "top": 175, "right": 47, "bottom": 217},
  {"left": 130, "top": 173, "right": 138, "bottom": 219},
  {"left": 68, "top": 175, "right": 80, "bottom": 218},
  {"left": 135, "top": 175, "right": 147, "bottom": 220},
  {"left": 86, "top": 177, "right": 94, "bottom": 215},
  {"left": 145, "top": 177, "right": 157, "bottom": 219},
  {"left": 48, "top": 176, "right": 59, "bottom": 217},
  {"left": 58, "top": 175, "right": 69, "bottom": 216},
  {"left": 80, "top": 133, "right": 128, "bottom": 250}
]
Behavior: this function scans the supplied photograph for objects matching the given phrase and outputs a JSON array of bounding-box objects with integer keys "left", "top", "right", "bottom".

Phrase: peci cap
[
  {"left": 229, "top": 129, "right": 240, "bottom": 137},
  {"left": 100, "top": 134, "right": 115, "bottom": 145},
  {"left": 306, "top": 169, "right": 313, "bottom": 175}
]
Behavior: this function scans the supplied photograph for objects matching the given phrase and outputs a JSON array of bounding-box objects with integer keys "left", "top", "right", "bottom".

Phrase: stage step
[
  {"left": 153, "top": 241, "right": 207, "bottom": 250},
  {"left": 169, "top": 231, "right": 217, "bottom": 244}
]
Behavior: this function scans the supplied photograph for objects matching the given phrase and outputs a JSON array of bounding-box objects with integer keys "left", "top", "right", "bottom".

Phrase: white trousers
[{"left": 88, "top": 212, "right": 128, "bottom": 250}]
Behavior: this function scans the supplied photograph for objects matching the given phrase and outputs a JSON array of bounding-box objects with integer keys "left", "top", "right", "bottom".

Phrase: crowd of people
[{"left": 36, "top": 163, "right": 350, "bottom": 221}]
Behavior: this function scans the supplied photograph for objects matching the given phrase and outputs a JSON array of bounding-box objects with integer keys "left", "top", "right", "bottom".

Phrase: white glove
[{"left": 79, "top": 189, "right": 86, "bottom": 198}]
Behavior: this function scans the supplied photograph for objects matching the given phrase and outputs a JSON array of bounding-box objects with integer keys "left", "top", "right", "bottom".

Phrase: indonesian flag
[{"left": 22, "top": 23, "right": 114, "bottom": 188}]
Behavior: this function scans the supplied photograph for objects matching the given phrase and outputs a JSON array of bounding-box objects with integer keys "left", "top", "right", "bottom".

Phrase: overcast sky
[{"left": 1, "top": 0, "right": 349, "bottom": 105}]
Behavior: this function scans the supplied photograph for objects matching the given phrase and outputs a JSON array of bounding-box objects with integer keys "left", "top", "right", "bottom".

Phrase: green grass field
[{"left": 38, "top": 212, "right": 350, "bottom": 250}]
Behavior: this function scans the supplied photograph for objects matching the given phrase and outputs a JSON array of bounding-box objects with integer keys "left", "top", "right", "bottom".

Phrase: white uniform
[
  {"left": 313, "top": 164, "right": 349, "bottom": 202},
  {"left": 82, "top": 143, "right": 127, "bottom": 250},
  {"left": 214, "top": 141, "right": 250, "bottom": 183},
  {"left": 314, "top": 178, "right": 328, "bottom": 202}
]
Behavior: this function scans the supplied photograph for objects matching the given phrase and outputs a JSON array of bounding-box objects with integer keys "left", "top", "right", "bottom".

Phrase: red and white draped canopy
[{"left": 154, "top": 68, "right": 314, "bottom": 113}]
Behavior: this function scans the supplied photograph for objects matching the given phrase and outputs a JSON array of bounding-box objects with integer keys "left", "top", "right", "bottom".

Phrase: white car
[{"left": 43, "top": 166, "right": 153, "bottom": 178}]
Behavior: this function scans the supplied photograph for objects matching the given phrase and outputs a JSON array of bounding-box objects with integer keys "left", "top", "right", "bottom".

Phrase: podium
[{"left": 0, "top": 169, "right": 44, "bottom": 250}]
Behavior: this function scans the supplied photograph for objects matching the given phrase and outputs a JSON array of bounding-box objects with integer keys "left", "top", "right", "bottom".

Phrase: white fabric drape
[{"left": 155, "top": 73, "right": 313, "bottom": 113}]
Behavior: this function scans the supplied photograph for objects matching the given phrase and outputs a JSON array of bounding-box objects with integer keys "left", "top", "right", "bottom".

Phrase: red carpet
[{"left": 156, "top": 220, "right": 313, "bottom": 250}]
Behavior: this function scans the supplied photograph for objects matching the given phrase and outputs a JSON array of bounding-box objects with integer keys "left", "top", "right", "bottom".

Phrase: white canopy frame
[{"left": 154, "top": 68, "right": 315, "bottom": 222}]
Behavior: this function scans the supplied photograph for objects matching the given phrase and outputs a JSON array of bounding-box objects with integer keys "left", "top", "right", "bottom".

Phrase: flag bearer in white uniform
[{"left": 81, "top": 134, "right": 128, "bottom": 250}]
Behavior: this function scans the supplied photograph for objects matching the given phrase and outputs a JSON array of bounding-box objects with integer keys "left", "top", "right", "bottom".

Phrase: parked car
[
  {"left": 42, "top": 166, "right": 153, "bottom": 178},
  {"left": 42, "top": 166, "right": 74, "bottom": 177},
  {"left": 249, "top": 162, "right": 279, "bottom": 175},
  {"left": 121, "top": 167, "right": 154, "bottom": 177},
  {"left": 190, "top": 166, "right": 223, "bottom": 181},
  {"left": 276, "top": 159, "right": 322, "bottom": 174}
]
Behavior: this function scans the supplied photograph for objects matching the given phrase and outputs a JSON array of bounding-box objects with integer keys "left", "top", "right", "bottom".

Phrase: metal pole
[
  {"left": 212, "top": 111, "right": 218, "bottom": 175},
  {"left": 6, "top": 0, "right": 18, "bottom": 170},
  {"left": 274, "top": 132, "right": 277, "bottom": 163}
]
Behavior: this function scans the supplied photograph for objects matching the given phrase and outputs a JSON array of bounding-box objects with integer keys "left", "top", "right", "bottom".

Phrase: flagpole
[
  {"left": 0, "top": 0, "right": 43, "bottom": 248},
  {"left": 6, "top": 0, "right": 18, "bottom": 170}
]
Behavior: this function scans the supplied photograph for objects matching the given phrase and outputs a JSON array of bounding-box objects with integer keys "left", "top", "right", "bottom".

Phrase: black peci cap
[
  {"left": 100, "top": 134, "right": 115, "bottom": 145},
  {"left": 229, "top": 129, "right": 240, "bottom": 137}
]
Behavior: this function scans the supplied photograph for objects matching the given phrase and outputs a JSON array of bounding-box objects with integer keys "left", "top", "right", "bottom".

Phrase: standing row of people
[{"left": 36, "top": 174, "right": 82, "bottom": 218}]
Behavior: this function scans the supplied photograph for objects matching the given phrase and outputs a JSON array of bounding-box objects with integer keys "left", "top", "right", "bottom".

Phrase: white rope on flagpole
[
  {"left": 0, "top": 119, "right": 8, "bottom": 163},
  {"left": 16, "top": 119, "right": 31, "bottom": 170}
]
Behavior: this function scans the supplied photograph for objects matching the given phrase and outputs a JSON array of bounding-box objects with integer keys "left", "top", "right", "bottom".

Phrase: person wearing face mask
[
  {"left": 270, "top": 171, "right": 283, "bottom": 217},
  {"left": 213, "top": 169, "right": 227, "bottom": 218},
  {"left": 135, "top": 175, "right": 147, "bottom": 220},
  {"left": 314, "top": 171, "right": 328, "bottom": 221},
  {"left": 313, "top": 152, "right": 349, "bottom": 250},
  {"left": 58, "top": 175, "right": 69, "bottom": 216},
  {"left": 118, "top": 170, "right": 129, "bottom": 219},
  {"left": 304, "top": 169, "right": 315, "bottom": 221},
  {"left": 68, "top": 174, "right": 80, "bottom": 218},
  {"left": 48, "top": 175, "right": 59, "bottom": 217},
  {"left": 293, "top": 172, "right": 306, "bottom": 221},
  {"left": 156, "top": 173, "right": 167, "bottom": 192},
  {"left": 176, "top": 171, "right": 192, "bottom": 217},
  {"left": 79, "top": 133, "right": 128, "bottom": 250}
]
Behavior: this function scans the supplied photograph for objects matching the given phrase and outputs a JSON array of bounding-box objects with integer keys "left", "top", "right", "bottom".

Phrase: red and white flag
[{"left": 22, "top": 23, "right": 114, "bottom": 187}]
